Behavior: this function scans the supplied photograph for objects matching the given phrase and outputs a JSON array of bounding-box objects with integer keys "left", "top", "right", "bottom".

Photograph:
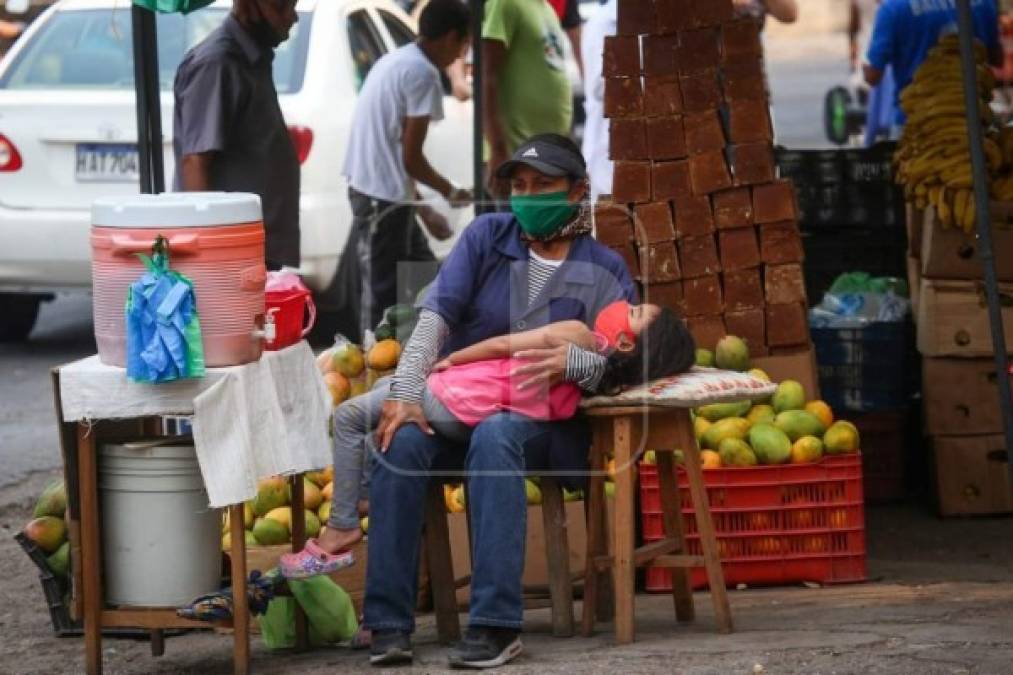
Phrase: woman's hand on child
[
  {"left": 376, "top": 400, "right": 434, "bottom": 452},
  {"left": 433, "top": 358, "right": 453, "bottom": 372},
  {"left": 511, "top": 342, "right": 569, "bottom": 390}
]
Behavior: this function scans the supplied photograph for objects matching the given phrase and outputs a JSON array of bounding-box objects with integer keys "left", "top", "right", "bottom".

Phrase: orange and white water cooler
[{"left": 91, "top": 192, "right": 267, "bottom": 368}]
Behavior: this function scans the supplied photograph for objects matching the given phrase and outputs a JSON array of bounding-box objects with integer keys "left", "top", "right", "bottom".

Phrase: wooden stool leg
[
  {"left": 539, "top": 477, "right": 574, "bottom": 637},
  {"left": 150, "top": 629, "right": 165, "bottom": 657},
  {"left": 656, "top": 447, "right": 695, "bottom": 623},
  {"left": 611, "top": 416, "right": 636, "bottom": 645},
  {"left": 289, "top": 475, "right": 308, "bottom": 651},
  {"left": 229, "top": 503, "right": 250, "bottom": 675},
  {"left": 581, "top": 422, "right": 607, "bottom": 637},
  {"left": 681, "top": 442, "right": 733, "bottom": 634},
  {"left": 424, "top": 481, "right": 461, "bottom": 644},
  {"left": 78, "top": 423, "right": 103, "bottom": 675}
]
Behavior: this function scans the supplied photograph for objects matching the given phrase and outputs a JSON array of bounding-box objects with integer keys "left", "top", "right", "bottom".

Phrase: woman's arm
[{"left": 436, "top": 320, "right": 596, "bottom": 369}]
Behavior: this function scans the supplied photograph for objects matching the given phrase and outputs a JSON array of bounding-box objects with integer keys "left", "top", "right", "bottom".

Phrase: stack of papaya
[
  {"left": 315, "top": 334, "right": 403, "bottom": 407},
  {"left": 644, "top": 335, "right": 860, "bottom": 470},
  {"left": 222, "top": 466, "right": 367, "bottom": 551},
  {"left": 21, "top": 480, "right": 70, "bottom": 579}
]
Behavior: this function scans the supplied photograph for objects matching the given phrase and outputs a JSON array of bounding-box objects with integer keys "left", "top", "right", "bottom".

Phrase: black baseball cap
[{"left": 495, "top": 136, "right": 588, "bottom": 180}]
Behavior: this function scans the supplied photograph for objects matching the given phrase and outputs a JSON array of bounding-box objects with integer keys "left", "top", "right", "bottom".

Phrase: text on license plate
[{"left": 75, "top": 143, "right": 139, "bottom": 183}]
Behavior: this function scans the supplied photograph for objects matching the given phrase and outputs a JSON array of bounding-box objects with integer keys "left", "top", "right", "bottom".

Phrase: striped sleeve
[
  {"left": 564, "top": 343, "right": 607, "bottom": 392},
  {"left": 388, "top": 309, "right": 449, "bottom": 404}
]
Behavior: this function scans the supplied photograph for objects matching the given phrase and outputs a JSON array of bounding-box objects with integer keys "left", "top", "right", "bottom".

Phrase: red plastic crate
[
  {"left": 640, "top": 454, "right": 867, "bottom": 591},
  {"left": 265, "top": 288, "right": 315, "bottom": 351}
]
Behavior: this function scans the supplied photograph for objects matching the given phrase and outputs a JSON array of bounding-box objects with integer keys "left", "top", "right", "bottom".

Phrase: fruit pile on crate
[
  {"left": 640, "top": 334, "right": 867, "bottom": 590},
  {"left": 595, "top": 0, "right": 811, "bottom": 357}
]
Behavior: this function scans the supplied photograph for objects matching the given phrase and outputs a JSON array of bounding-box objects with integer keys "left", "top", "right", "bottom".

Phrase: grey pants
[{"left": 328, "top": 376, "right": 471, "bottom": 530}]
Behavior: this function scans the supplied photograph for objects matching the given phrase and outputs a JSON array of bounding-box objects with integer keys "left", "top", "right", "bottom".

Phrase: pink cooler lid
[{"left": 91, "top": 192, "right": 262, "bottom": 229}]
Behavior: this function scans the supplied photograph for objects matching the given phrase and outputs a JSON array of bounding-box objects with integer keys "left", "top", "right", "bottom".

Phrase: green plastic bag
[
  {"left": 258, "top": 575, "right": 359, "bottom": 649},
  {"left": 132, "top": 0, "right": 214, "bottom": 13},
  {"left": 828, "top": 272, "right": 908, "bottom": 298}
]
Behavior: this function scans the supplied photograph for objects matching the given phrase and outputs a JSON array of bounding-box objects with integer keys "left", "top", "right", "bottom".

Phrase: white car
[{"left": 0, "top": 0, "right": 473, "bottom": 340}]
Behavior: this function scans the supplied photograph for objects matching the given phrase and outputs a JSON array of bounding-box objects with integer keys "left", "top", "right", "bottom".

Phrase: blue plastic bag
[{"left": 125, "top": 236, "right": 206, "bottom": 382}]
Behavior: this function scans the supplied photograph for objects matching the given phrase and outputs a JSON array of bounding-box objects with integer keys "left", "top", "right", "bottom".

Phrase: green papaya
[
  {"left": 385, "top": 304, "right": 416, "bottom": 328},
  {"left": 701, "top": 417, "right": 751, "bottom": 450},
  {"left": 774, "top": 410, "right": 826, "bottom": 442},
  {"left": 717, "top": 438, "right": 758, "bottom": 467},
  {"left": 696, "top": 399, "right": 752, "bottom": 422},
  {"left": 748, "top": 424, "right": 793, "bottom": 465},
  {"left": 33, "top": 480, "right": 67, "bottom": 519},
  {"left": 772, "top": 380, "right": 806, "bottom": 413}
]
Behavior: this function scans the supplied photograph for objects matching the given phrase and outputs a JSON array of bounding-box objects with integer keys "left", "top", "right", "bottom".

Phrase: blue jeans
[{"left": 363, "top": 412, "right": 554, "bottom": 632}]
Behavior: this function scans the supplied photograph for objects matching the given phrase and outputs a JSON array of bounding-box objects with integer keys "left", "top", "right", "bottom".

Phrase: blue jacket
[{"left": 421, "top": 212, "right": 638, "bottom": 481}]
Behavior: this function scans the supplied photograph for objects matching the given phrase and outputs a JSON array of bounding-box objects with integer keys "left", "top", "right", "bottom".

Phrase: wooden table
[
  {"left": 53, "top": 370, "right": 309, "bottom": 675},
  {"left": 582, "top": 405, "right": 733, "bottom": 644}
]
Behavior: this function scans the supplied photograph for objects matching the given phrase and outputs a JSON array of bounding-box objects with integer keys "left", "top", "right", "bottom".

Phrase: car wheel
[{"left": 0, "top": 293, "right": 43, "bottom": 342}]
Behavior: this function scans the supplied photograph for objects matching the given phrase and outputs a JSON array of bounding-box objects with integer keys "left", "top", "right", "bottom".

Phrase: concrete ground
[{"left": 4, "top": 465, "right": 1013, "bottom": 675}]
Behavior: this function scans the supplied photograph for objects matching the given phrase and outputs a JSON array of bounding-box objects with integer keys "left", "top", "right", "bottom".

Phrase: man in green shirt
[{"left": 482, "top": 0, "right": 572, "bottom": 199}]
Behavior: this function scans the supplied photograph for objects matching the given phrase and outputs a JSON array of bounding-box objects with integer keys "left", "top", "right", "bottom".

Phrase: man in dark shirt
[{"left": 173, "top": 0, "right": 300, "bottom": 270}]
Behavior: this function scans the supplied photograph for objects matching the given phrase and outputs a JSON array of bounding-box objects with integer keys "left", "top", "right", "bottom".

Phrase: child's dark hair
[{"left": 598, "top": 308, "right": 696, "bottom": 395}]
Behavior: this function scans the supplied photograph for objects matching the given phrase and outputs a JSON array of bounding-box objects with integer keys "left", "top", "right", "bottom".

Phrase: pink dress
[{"left": 427, "top": 332, "right": 610, "bottom": 426}]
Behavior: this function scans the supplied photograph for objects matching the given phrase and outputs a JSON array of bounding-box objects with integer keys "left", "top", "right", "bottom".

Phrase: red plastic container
[
  {"left": 640, "top": 454, "right": 867, "bottom": 591},
  {"left": 264, "top": 288, "right": 316, "bottom": 351}
]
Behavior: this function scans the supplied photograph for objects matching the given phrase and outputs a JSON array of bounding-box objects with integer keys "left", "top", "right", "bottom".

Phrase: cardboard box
[
  {"left": 922, "top": 358, "right": 1013, "bottom": 436},
  {"left": 906, "top": 203, "right": 924, "bottom": 259},
  {"left": 907, "top": 255, "right": 921, "bottom": 318},
  {"left": 920, "top": 206, "right": 1013, "bottom": 281},
  {"left": 916, "top": 279, "right": 1013, "bottom": 357},
  {"left": 933, "top": 435, "right": 1013, "bottom": 516},
  {"left": 448, "top": 501, "right": 587, "bottom": 605},
  {"left": 751, "top": 347, "right": 820, "bottom": 400}
]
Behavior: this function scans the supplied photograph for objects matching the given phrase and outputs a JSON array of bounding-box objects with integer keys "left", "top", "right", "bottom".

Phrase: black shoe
[
  {"left": 448, "top": 626, "right": 523, "bottom": 669},
  {"left": 369, "top": 630, "right": 413, "bottom": 666}
]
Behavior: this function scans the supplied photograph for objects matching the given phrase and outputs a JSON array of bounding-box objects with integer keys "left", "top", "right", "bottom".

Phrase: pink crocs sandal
[{"left": 279, "top": 538, "right": 355, "bottom": 579}]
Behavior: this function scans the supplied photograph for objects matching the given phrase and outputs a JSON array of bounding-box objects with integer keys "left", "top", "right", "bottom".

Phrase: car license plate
[{"left": 75, "top": 143, "right": 139, "bottom": 183}]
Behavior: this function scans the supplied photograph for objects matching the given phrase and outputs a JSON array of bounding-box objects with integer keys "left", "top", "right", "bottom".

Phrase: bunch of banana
[{"left": 893, "top": 34, "right": 1004, "bottom": 233}]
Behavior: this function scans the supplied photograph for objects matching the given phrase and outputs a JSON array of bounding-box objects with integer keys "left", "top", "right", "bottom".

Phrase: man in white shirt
[
  {"left": 342, "top": 0, "right": 472, "bottom": 336},
  {"left": 581, "top": 0, "right": 617, "bottom": 201}
]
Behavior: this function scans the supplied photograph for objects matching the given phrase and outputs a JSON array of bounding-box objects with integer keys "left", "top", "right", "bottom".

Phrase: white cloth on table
[{"left": 59, "top": 341, "right": 332, "bottom": 508}]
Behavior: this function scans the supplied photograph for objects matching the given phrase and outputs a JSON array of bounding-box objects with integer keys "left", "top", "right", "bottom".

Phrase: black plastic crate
[
  {"left": 812, "top": 322, "right": 913, "bottom": 412},
  {"left": 776, "top": 147, "right": 845, "bottom": 184},
  {"left": 849, "top": 409, "right": 910, "bottom": 504},
  {"left": 801, "top": 228, "right": 907, "bottom": 305},
  {"left": 15, "top": 532, "right": 156, "bottom": 638},
  {"left": 842, "top": 142, "right": 897, "bottom": 183},
  {"left": 778, "top": 144, "right": 904, "bottom": 230}
]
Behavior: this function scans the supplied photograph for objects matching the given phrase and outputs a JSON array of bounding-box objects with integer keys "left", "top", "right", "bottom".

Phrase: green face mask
[{"left": 510, "top": 191, "right": 578, "bottom": 239}]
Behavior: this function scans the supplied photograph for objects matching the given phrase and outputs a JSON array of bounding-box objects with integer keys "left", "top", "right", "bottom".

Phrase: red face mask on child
[{"left": 594, "top": 300, "right": 635, "bottom": 350}]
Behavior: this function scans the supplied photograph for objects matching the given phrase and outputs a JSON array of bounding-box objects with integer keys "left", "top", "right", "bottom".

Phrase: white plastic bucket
[{"left": 99, "top": 439, "right": 221, "bottom": 607}]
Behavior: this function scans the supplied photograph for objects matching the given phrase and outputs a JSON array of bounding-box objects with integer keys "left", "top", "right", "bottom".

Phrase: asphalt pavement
[{"left": 0, "top": 35, "right": 849, "bottom": 488}]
